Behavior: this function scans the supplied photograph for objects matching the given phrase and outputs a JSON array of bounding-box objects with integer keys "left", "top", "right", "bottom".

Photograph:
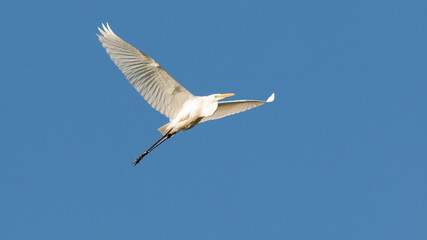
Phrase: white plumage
[{"left": 97, "top": 23, "right": 275, "bottom": 164}]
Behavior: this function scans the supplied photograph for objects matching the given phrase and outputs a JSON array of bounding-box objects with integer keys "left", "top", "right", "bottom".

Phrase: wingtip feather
[
  {"left": 106, "top": 22, "right": 112, "bottom": 32},
  {"left": 266, "top": 93, "right": 275, "bottom": 102}
]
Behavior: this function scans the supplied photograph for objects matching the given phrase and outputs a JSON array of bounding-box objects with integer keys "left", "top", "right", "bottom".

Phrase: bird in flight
[{"left": 97, "top": 23, "right": 275, "bottom": 165}]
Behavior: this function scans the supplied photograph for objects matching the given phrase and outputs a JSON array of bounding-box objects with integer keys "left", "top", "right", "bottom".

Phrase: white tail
[{"left": 158, "top": 123, "right": 171, "bottom": 135}]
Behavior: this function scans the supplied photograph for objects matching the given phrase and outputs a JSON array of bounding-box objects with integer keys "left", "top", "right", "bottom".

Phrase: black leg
[{"left": 133, "top": 130, "right": 173, "bottom": 166}]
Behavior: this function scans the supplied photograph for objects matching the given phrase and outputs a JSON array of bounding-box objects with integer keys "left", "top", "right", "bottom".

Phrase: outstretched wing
[
  {"left": 97, "top": 23, "right": 194, "bottom": 119},
  {"left": 200, "top": 93, "right": 275, "bottom": 123}
]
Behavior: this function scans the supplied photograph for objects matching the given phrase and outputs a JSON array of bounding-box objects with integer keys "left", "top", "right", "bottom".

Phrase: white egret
[{"left": 97, "top": 23, "right": 275, "bottom": 165}]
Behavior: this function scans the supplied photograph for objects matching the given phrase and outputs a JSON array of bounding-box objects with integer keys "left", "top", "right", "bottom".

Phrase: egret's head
[{"left": 213, "top": 93, "right": 234, "bottom": 101}]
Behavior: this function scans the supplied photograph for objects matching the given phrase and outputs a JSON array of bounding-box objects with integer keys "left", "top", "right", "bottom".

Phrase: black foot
[{"left": 133, "top": 151, "right": 148, "bottom": 166}]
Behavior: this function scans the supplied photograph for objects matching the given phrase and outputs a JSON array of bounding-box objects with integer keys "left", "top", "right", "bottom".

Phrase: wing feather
[
  {"left": 200, "top": 93, "right": 275, "bottom": 122},
  {"left": 97, "top": 23, "right": 194, "bottom": 119}
]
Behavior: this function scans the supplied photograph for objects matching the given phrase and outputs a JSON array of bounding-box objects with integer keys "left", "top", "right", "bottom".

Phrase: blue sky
[{"left": 1, "top": 0, "right": 426, "bottom": 239}]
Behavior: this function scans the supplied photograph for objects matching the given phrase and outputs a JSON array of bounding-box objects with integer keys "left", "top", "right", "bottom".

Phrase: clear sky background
[{"left": 1, "top": 0, "right": 426, "bottom": 239}]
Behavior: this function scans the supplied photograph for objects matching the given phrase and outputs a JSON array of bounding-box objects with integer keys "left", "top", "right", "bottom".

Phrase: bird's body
[
  {"left": 158, "top": 93, "right": 234, "bottom": 135},
  {"left": 97, "top": 23, "right": 275, "bottom": 165}
]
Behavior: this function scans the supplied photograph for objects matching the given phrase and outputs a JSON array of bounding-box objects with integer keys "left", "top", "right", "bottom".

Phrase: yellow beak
[{"left": 219, "top": 93, "right": 235, "bottom": 99}]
